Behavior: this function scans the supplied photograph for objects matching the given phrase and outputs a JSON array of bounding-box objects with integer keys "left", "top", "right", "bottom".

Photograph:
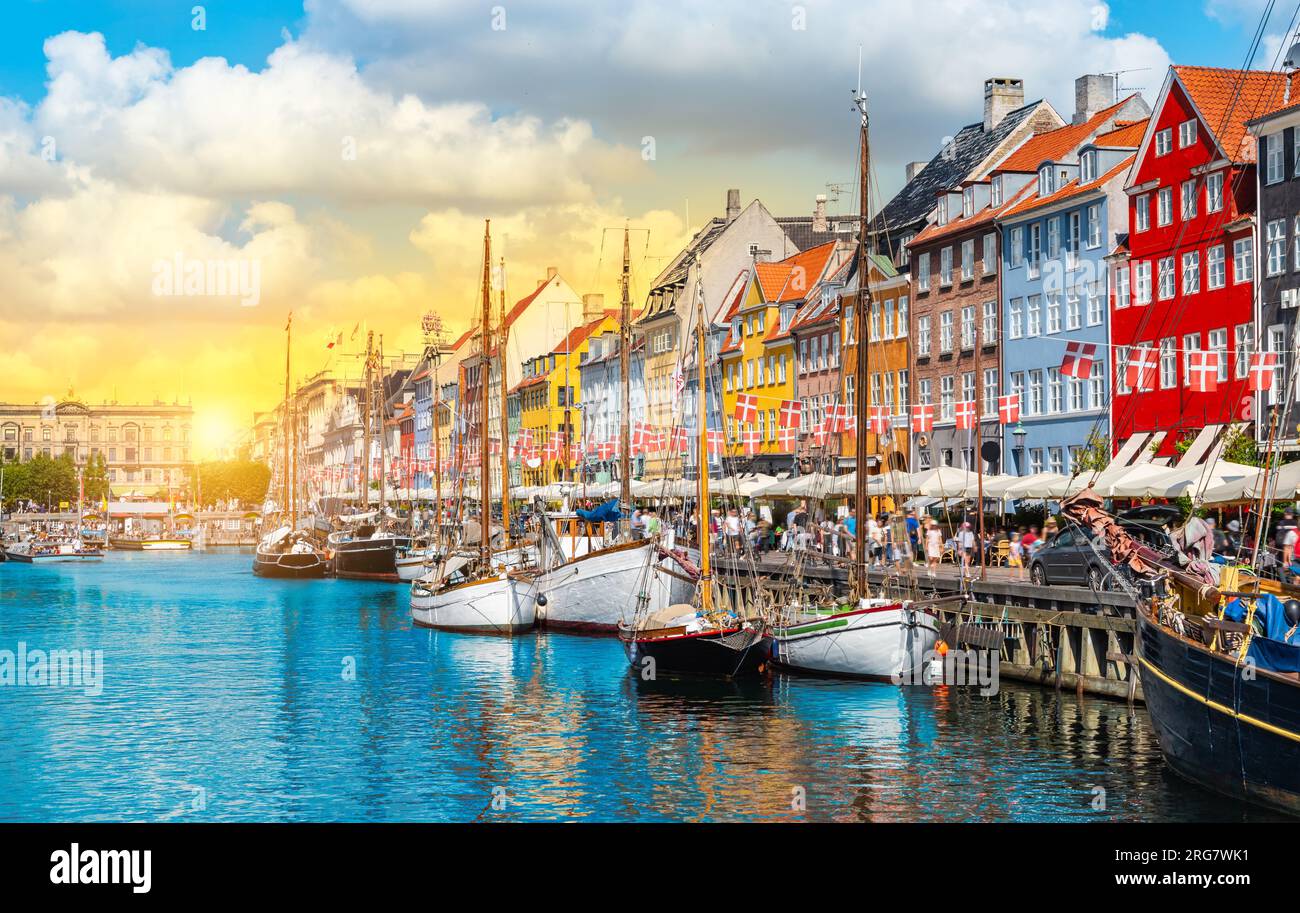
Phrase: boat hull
[
  {"left": 3, "top": 550, "right": 104, "bottom": 563},
  {"left": 253, "top": 550, "right": 328, "bottom": 579},
  {"left": 622, "top": 625, "right": 772, "bottom": 678},
  {"left": 395, "top": 548, "right": 435, "bottom": 582},
  {"left": 1137, "top": 608, "right": 1300, "bottom": 817},
  {"left": 332, "top": 537, "right": 409, "bottom": 582},
  {"left": 411, "top": 573, "right": 537, "bottom": 634},
  {"left": 772, "top": 603, "right": 940, "bottom": 681},
  {"left": 536, "top": 541, "right": 694, "bottom": 634},
  {"left": 109, "top": 538, "right": 191, "bottom": 551}
]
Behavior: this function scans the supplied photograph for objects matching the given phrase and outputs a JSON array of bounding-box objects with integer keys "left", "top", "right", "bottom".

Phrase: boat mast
[
  {"left": 433, "top": 355, "right": 443, "bottom": 546},
  {"left": 619, "top": 222, "right": 633, "bottom": 517},
  {"left": 480, "top": 220, "right": 493, "bottom": 569},
  {"left": 853, "top": 88, "right": 871, "bottom": 603},
  {"left": 378, "top": 334, "right": 388, "bottom": 514},
  {"left": 694, "top": 265, "right": 713, "bottom": 616},
  {"left": 498, "top": 255, "right": 511, "bottom": 545},
  {"left": 361, "top": 330, "right": 373, "bottom": 510},
  {"left": 284, "top": 312, "right": 293, "bottom": 528}
]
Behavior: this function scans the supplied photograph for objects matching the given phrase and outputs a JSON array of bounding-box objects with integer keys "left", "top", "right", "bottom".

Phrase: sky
[{"left": 0, "top": 0, "right": 1292, "bottom": 457}]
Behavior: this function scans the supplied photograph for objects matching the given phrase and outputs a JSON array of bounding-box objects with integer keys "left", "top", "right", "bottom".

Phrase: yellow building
[
  {"left": 513, "top": 312, "right": 617, "bottom": 485},
  {"left": 719, "top": 242, "right": 847, "bottom": 471}
]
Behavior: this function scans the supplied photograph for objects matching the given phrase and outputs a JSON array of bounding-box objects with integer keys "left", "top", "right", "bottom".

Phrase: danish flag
[
  {"left": 645, "top": 428, "right": 666, "bottom": 452},
  {"left": 570, "top": 442, "right": 585, "bottom": 462},
  {"left": 1250, "top": 352, "right": 1278, "bottom": 392},
  {"left": 955, "top": 400, "right": 977, "bottom": 430},
  {"left": 742, "top": 429, "right": 760, "bottom": 455},
  {"left": 631, "top": 421, "right": 651, "bottom": 452},
  {"left": 597, "top": 441, "right": 616, "bottom": 460},
  {"left": 778, "top": 426, "right": 798, "bottom": 451},
  {"left": 998, "top": 393, "right": 1021, "bottom": 424},
  {"left": 734, "top": 393, "right": 758, "bottom": 424},
  {"left": 1126, "top": 345, "right": 1158, "bottom": 392},
  {"left": 811, "top": 421, "right": 828, "bottom": 446},
  {"left": 911, "top": 403, "right": 934, "bottom": 433},
  {"left": 706, "top": 429, "right": 725, "bottom": 454},
  {"left": 779, "top": 399, "right": 802, "bottom": 429},
  {"left": 1060, "top": 340, "right": 1097, "bottom": 379},
  {"left": 825, "top": 403, "right": 850, "bottom": 433},
  {"left": 1187, "top": 350, "right": 1220, "bottom": 393},
  {"left": 670, "top": 426, "right": 689, "bottom": 453},
  {"left": 867, "top": 406, "right": 890, "bottom": 435}
]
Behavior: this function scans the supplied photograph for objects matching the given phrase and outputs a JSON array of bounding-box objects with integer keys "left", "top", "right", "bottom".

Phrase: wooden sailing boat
[
  {"left": 617, "top": 258, "right": 770, "bottom": 676},
  {"left": 535, "top": 223, "right": 697, "bottom": 633},
  {"left": 329, "top": 330, "right": 413, "bottom": 581},
  {"left": 410, "top": 220, "right": 539, "bottom": 634},
  {"left": 769, "top": 83, "right": 938, "bottom": 679},
  {"left": 255, "top": 312, "right": 328, "bottom": 578}
]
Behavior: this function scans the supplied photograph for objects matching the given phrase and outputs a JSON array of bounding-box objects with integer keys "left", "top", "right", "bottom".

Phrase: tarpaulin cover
[{"left": 576, "top": 499, "right": 622, "bottom": 524}]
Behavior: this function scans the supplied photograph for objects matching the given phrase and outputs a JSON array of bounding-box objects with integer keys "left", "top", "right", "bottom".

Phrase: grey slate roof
[
  {"left": 870, "top": 100, "right": 1045, "bottom": 242},
  {"left": 776, "top": 216, "right": 858, "bottom": 256}
]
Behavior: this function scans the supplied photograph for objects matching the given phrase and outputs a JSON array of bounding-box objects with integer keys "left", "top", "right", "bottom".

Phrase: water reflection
[{"left": 0, "top": 551, "right": 1282, "bottom": 822}]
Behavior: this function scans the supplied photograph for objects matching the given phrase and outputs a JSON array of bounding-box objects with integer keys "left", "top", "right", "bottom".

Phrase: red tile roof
[
  {"left": 998, "top": 155, "right": 1136, "bottom": 220},
  {"left": 994, "top": 96, "right": 1139, "bottom": 174},
  {"left": 752, "top": 241, "right": 838, "bottom": 303},
  {"left": 908, "top": 179, "right": 1036, "bottom": 247},
  {"left": 550, "top": 311, "right": 617, "bottom": 355},
  {"left": 1174, "top": 65, "right": 1293, "bottom": 164},
  {"left": 1094, "top": 119, "right": 1148, "bottom": 147}
]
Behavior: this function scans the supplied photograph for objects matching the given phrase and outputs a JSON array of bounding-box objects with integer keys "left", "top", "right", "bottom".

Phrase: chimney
[
  {"left": 726, "top": 188, "right": 741, "bottom": 222},
  {"left": 582, "top": 293, "right": 605, "bottom": 322},
  {"left": 546, "top": 266, "right": 558, "bottom": 282},
  {"left": 983, "top": 77, "right": 1025, "bottom": 132},
  {"left": 1074, "top": 73, "right": 1116, "bottom": 125},
  {"left": 812, "top": 194, "right": 828, "bottom": 233},
  {"left": 905, "top": 161, "right": 928, "bottom": 183}
]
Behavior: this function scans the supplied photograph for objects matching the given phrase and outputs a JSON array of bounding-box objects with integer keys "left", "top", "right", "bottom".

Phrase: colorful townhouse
[
  {"left": 909, "top": 80, "right": 1146, "bottom": 473},
  {"left": 576, "top": 327, "right": 646, "bottom": 483},
  {"left": 787, "top": 257, "right": 850, "bottom": 471},
  {"left": 996, "top": 100, "right": 1149, "bottom": 475},
  {"left": 512, "top": 312, "right": 618, "bottom": 485},
  {"left": 637, "top": 190, "right": 793, "bottom": 480},
  {"left": 1111, "top": 65, "right": 1290, "bottom": 462},
  {"left": 719, "top": 241, "right": 849, "bottom": 473},
  {"left": 834, "top": 254, "right": 910, "bottom": 473},
  {"left": 1246, "top": 82, "right": 1300, "bottom": 448}
]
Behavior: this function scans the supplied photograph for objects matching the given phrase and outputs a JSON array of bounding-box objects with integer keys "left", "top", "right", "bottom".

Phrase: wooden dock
[{"left": 715, "top": 551, "right": 1142, "bottom": 703}]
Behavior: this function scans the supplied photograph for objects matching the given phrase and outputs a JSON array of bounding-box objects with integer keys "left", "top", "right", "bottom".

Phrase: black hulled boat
[{"left": 329, "top": 524, "right": 411, "bottom": 582}]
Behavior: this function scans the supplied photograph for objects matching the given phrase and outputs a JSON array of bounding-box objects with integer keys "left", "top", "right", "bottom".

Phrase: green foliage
[
  {"left": 194, "top": 460, "right": 272, "bottom": 507},
  {"left": 82, "top": 451, "right": 111, "bottom": 502},
  {"left": 1219, "top": 425, "right": 1259, "bottom": 467},
  {"left": 0, "top": 453, "right": 78, "bottom": 507},
  {"left": 1074, "top": 431, "right": 1110, "bottom": 473}
]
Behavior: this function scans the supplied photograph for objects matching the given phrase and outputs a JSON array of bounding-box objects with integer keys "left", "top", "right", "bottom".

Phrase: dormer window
[
  {"left": 990, "top": 176, "right": 1003, "bottom": 207},
  {"left": 937, "top": 196, "right": 948, "bottom": 226},
  {"left": 1080, "top": 150, "right": 1097, "bottom": 183},
  {"left": 1038, "top": 165, "right": 1055, "bottom": 197},
  {"left": 962, "top": 187, "right": 974, "bottom": 218}
]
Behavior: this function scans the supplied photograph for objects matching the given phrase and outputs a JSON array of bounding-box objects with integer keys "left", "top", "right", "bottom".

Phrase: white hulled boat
[{"left": 772, "top": 598, "right": 939, "bottom": 680}]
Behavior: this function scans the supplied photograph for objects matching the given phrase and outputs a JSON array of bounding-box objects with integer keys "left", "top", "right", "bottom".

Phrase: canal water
[{"left": 0, "top": 550, "right": 1277, "bottom": 822}]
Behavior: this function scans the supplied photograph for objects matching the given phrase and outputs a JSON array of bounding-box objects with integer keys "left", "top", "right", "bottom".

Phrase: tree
[
  {"left": 6, "top": 454, "right": 77, "bottom": 508},
  {"left": 194, "top": 460, "right": 272, "bottom": 507},
  {"left": 83, "top": 451, "right": 111, "bottom": 502},
  {"left": 1074, "top": 431, "right": 1110, "bottom": 473}
]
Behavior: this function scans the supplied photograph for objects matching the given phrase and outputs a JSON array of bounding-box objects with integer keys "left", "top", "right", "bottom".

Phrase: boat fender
[
  {"left": 929, "top": 640, "right": 948, "bottom": 680},
  {"left": 536, "top": 593, "right": 548, "bottom": 607}
]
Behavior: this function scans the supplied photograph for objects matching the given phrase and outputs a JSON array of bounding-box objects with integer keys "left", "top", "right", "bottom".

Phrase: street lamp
[{"left": 1011, "top": 421, "right": 1027, "bottom": 474}]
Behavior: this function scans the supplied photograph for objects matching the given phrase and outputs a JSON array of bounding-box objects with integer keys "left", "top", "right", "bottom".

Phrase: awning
[{"left": 1111, "top": 432, "right": 1151, "bottom": 467}]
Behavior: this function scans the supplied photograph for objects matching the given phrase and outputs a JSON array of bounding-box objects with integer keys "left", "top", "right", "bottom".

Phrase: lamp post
[{"left": 1011, "top": 421, "right": 1027, "bottom": 474}]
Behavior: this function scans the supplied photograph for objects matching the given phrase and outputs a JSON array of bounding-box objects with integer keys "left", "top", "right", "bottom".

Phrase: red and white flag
[
  {"left": 734, "top": 393, "right": 758, "bottom": 424},
  {"left": 955, "top": 400, "right": 976, "bottom": 430},
  {"left": 1250, "top": 352, "right": 1278, "bottom": 392},
  {"left": 707, "top": 429, "right": 726, "bottom": 454},
  {"left": 742, "top": 429, "right": 760, "bottom": 455},
  {"left": 1126, "top": 345, "right": 1158, "bottom": 392},
  {"left": 825, "top": 403, "right": 850, "bottom": 433},
  {"left": 911, "top": 403, "right": 934, "bottom": 433},
  {"left": 811, "top": 421, "right": 828, "bottom": 446},
  {"left": 597, "top": 441, "right": 616, "bottom": 460},
  {"left": 778, "top": 426, "right": 798, "bottom": 450},
  {"left": 998, "top": 393, "right": 1020, "bottom": 424},
  {"left": 867, "top": 406, "right": 890, "bottom": 435},
  {"left": 631, "top": 421, "right": 651, "bottom": 453},
  {"left": 670, "top": 426, "right": 689, "bottom": 453},
  {"left": 1187, "top": 350, "right": 1220, "bottom": 393},
  {"left": 779, "top": 399, "right": 802, "bottom": 429},
  {"left": 1061, "top": 340, "right": 1097, "bottom": 379}
]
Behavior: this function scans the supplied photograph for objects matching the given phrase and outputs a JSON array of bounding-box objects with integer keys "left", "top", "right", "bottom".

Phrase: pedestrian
[
  {"left": 958, "top": 521, "right": 976, "bottom": 576},
  {"left": 925, "top": 519, "right": 943, "bottom": 577},
  {"left": 1008, "top": 531, "right": 1026, "bottom": 581}
]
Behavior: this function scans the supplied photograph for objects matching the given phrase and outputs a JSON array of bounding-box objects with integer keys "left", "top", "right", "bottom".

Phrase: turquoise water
[{"left": 0, "top": 550, "right": 1271, "bottom": 822}]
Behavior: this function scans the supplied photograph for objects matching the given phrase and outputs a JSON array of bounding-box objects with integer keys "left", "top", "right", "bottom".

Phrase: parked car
[{"left": 1028, "top": 520, "right": 1173, "bottom": 590}]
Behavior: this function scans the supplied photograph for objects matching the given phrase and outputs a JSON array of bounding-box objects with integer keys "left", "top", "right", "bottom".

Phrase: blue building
[
  {"left": 997, "top": 119, "right": 1145, "bottom": 475},
  {"left": 412, "top": 362, "right": 433, "bottom": 495}
]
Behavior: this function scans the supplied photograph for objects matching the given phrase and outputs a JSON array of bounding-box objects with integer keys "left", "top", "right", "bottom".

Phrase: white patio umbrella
[
  {"left": 1094, "top": 463, "right": 1179, "bottom": 498},
  {"left": 996, "top": 472, "right": 1074, "bottom": 499},
  {"left": 911, "top": 466, "right": 977, "bottom": 498},
  {"left": 1138, "top": 461, "right": 1260, "bottom": 500},
  {"left": 1201, "top": 460, "right": 1300, "bottom": 504}
]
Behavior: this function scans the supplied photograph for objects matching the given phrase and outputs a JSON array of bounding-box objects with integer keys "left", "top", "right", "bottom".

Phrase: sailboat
[
  {"left": 410, "top": 221, "right": 540, "bottom": 634},
  {"left": 255, "top": 312, "right": 329, "bottom": 578},
  {"left": 770, "top": 82, "right": 938, "bottom": 680},
  {"left": 329, "top": 331, "right": 412, "bottom": 581},
  {"left": 535, "top": 224, "right": 697, "bottom": 633},
  {"left": 617, "top": 259, "right": 771, "bottom": 676}
]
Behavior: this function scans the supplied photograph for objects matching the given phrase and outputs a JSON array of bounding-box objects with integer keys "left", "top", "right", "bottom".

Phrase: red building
[{"left": 1111, "top": 66, "right": 1289, "bottom": 460}]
